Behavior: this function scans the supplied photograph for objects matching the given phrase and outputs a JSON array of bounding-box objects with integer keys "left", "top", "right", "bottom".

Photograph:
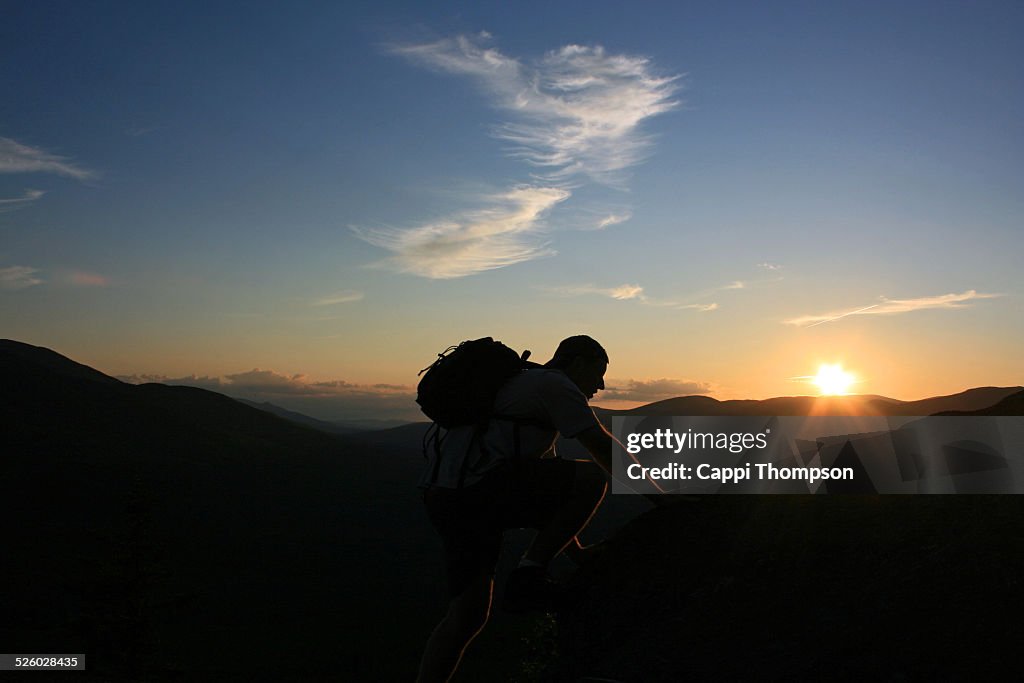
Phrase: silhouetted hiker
[{"left": 416, "top": 335, "right": 656, "bottom": 683}]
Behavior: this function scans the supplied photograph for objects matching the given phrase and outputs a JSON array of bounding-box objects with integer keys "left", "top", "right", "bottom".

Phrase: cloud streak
[
  {"left": 66, "top": 271, "right": 111, "bottom": 287},
  {"left": 0, "top": 137, "right": 95, "bottom": 180},
  {"left": 784, "top": 290, "right": 1002, "bottom": 327},
  {"left": 357, "top": 185, "right": 568, "bottom": 278},
  {"left": 392, "top": 34, "right": 680, "bottom": 185},
  {"left": 601, "top": 377, "right": 714, "bottom": 402},
  {"left": 0, "top": 188, "right": 44, "bottom": 211},
  {"left": 595, "top": 211, "right": 632, "bottom": 229},
  {"left": 1, "top": 266, "right": 116, "bottom": 290},
  {"left": 311, "top": 290, "right": 364, "bottom": 306},
  {"left": 544, "top": 282, "right": 718, "bottom": 312},
  {"left": 0, "top": 265, "right": 44, "bottom": 290},
  {"left": 547, "top": 283, "right": 645, "bottom": 300}
]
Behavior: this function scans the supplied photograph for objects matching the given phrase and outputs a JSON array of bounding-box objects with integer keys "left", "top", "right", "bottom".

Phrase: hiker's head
[{"left": 545, "top": 335, "right": 608, "bottom": 399}]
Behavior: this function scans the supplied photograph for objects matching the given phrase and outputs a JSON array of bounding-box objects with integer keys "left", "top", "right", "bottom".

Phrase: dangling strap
[
  {"left": 422, "top": 422, "right": 448, "bottom": 486},
  {"left": 442, "top": 415, "right": 557, "bottom": 489},
  {"left": 422, "top": 422, "right": 437, "bottom": 459},
  {"left": 456, "top": 423, "right": 488, "bottom": 489}
]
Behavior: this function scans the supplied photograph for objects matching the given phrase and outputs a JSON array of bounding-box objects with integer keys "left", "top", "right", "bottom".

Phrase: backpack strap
[
  {"left": 456, "top": 422, "right": 489, "bottom": 489},
  {"left": 422, "top": 422, "right": 448, "bottom": 486},
  {"left": 428, "top": 414, "right": 558, "bottom": 489},
  {"left": 457, "top": 415, "right": 557, "bottom": 488}
]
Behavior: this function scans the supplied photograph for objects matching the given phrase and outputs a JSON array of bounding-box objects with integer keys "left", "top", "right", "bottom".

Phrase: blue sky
[{"left": 2, "top": 1, "right": 1021, "bottom": 420}]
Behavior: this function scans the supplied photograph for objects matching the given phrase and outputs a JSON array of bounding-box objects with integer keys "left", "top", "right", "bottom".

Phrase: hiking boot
[{"left": 502, "top": 565, "right": 563, "bottom": 614}]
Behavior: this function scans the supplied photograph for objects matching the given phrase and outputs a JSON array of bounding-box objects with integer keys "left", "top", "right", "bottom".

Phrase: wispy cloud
[
  {"left": 667, "top": 272, "right": 781, "bottom": 304},
  {"left": 391, "top": 34, "right": 680, "bottom": 185},
  {"left": 758, "top": 262, "right": 783, "bottom": 271},
  {"left": 1, "top": 266, "right": 115, "bottom": 289},
  {"left": 784, "top": 290, "right": 1002, "bottom": 327},
  {"left": 0, "top": 137, "right": 95, "bottom": 180},
  {"left": 357, "top": 185, "right": 568, "bottom": 278},
  {"left": 547, "top": 283, "right": 644, "bottom": 300},
  {"left": 366, "top": 33, "right": 680, "bottom": 279},
  {"left": 595, "top": 211, "right": 632, "bottom": 229},
  {"left": 311, "top": 290, "right": 364, "bottom": 306},
  {"left": 0, "top": 188, "right": 44, "bottom": 211},
  {"left": 600, "top": 377, "right": 714, "bottom": 401},
  {"left": 118, "top": 369, "right": 418, "bottom": 421},
  {"left": 544, "top": 282, "right": 717, "bottom": 311},
  {"left": 0, "top": 265, "right": 44, "bottom": 290},
  {"left": 66, "top": 271, "right": 111, "bottom": 287}
]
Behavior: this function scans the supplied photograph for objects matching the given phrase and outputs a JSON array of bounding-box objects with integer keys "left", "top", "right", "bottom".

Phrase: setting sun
[{"left": 813, "top": 364, "right": 856, "bottom": 396}]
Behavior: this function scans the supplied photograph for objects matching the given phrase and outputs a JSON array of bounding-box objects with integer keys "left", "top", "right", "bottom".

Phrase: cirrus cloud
[
  {"left": 367, "top": 33, "right": 681, "bottom": 280},
  {"left": 311, "top": 290, "right": 364, "bottom": 306},
  {"left": 0, "top": 265, "right": 44, "bottom": 290},
  {"left": 0, "top": 188, "right": 45, "bottom": 211},
  {"left": 356, "top": 185, "right": 568, "bottom": 279},
  {"left": 66, "top": 271, "right": 111, "bottom": 287},
  {"left": 595, "top": 211, "right": 633, "bottom": 230},
  {"left": 391, "top": 34, "right": 680, "bottom": 186},
  {"left": 0, "top": 137, "right": 95, "bottom": 180},
  {"left": 543, "top": 282, "right": 718, "bottom": 312},
  {"left": 784, "top": 289, "right": 1003, "bottom": 327}
]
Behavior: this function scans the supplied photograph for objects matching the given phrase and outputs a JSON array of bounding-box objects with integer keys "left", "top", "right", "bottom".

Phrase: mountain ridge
[
  {"left": 5, "top": 340, "right": 1018, "bottom": 431},
  {"left": 3, "top": 338, "right": 1021, "bottom": 679}
]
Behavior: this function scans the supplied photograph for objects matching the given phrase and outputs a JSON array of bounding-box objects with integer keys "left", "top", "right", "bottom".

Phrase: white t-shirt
[{"left": 419, "top": 368, "right": 600, "bottom": 489}]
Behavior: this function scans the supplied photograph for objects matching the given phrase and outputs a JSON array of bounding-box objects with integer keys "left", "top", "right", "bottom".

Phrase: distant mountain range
[
  {"left": 4, "top": 340, "right": 1017, "bottom": 448},
  {"left": 2, "top": 338, "right": 1019, "bottom": 464},
  {"left": 596, "top": 386, "right": 1023, "bottom": 418},
  {"left": 234, "top": 399, "right": 410, "bottom": 434}
]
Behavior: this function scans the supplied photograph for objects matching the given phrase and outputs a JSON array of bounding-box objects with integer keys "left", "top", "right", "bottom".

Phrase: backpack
[
  {"left": 416, "top": 337, "right": 533, "bottom": 429},
  {"left": 418, "top": 337, "right": 553, "bottom": 487}
]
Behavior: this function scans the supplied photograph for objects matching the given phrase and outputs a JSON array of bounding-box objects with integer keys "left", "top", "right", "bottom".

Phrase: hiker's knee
[{"left": 449, "top": 601, "right": 489, "bottom": 638}]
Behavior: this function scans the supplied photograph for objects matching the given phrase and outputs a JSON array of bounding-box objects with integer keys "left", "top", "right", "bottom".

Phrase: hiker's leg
[
  {"left": 416, "top": 572, "right": 493, "bottom": 683},
  {"left": 523, "top": 460, "right": 607, "bottom": 566}
]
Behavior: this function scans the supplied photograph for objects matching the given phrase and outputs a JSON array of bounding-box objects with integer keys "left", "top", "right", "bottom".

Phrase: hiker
[{"left": 416, "top": 335, "right": 658, "bottom": 683}]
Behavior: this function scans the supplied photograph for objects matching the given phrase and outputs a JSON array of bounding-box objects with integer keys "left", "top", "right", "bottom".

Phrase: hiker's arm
[
  {"left": 575, "top": 424, "right": 667, "bottom": 495},
  {"left": 574, "top": 424, "right": 614, "bottom": 472}
]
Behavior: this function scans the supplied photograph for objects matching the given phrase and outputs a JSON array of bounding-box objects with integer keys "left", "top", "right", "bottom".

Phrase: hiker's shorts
[{"left": 423, "top": 457, "right": 580, "bottom": 598}]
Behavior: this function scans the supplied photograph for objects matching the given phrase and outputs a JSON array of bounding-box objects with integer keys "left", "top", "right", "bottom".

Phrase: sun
[{"left": 813, "top": 363, "right": 856, "bottom": 396}]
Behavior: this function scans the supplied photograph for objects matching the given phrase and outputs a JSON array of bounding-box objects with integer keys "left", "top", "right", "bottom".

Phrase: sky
[{"left": 2, "top": 1, "right": 1022, "bottom": 421}]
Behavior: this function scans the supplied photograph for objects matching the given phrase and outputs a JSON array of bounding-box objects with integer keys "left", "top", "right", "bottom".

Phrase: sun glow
[{"left": 813, "top": 364, "right": 856, "bottom": 396}]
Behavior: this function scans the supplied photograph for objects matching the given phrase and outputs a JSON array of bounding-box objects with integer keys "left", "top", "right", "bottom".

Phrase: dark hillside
[
  {"left": 934, "top": 389, "right": 1024, "bottom": 416},
  {"left": 558, "top": 495, "right": 1023, "bottom": 681},
  {"left": 616, "top": 387, "right": 1021, "bottom": 418},
  {"left": 0, "top": 340, "right": 442, "bottom": 681}
]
